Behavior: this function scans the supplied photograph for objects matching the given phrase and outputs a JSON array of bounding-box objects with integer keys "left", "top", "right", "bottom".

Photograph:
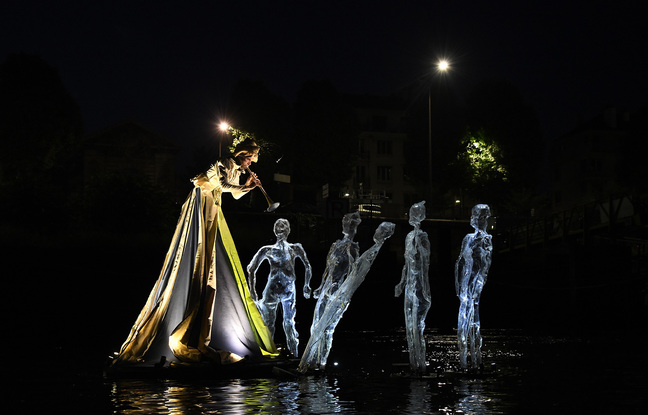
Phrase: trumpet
[{"left": 246, "top": 167, "right": 280, "bottom": 212}]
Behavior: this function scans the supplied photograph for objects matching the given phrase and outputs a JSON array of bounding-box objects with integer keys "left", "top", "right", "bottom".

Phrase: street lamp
[
  {"left": 428, "top": 59, "right": 450, "bottom": 199},
  {"left": 218, "top": 121, "right": 230, "bottom": 157}
]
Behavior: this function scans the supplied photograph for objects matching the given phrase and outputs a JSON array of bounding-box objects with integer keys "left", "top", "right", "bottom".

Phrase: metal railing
[{"left": 497, "top": 193, "right": 645, "bottom": 253}]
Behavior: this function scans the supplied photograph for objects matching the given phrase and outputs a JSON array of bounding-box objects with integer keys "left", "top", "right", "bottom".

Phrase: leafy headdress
[{"left": 227, "top": 126, "right": 261, "bottom": 162}]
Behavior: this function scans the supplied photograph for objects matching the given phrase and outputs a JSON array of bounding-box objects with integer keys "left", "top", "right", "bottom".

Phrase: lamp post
[
  {"left": 428, "top": 60, "right": 450, "bottom": 197},
  {"left": 218, "top": 121, "right": 230, "bottom": 158}
]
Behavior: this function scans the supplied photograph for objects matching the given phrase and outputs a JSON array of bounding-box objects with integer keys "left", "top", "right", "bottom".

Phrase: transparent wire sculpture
[
  {"left": 455, "top": 204, "right": 492, "bottom": 369},
  {"left": 298, "top": 221, "right": 395, "bottom": 372},
  {"left": 247, "top": 218, "right": 313, "bottom": 357},
  {"left": 395, "top": 201, "right": 431, "bottom": 374}
]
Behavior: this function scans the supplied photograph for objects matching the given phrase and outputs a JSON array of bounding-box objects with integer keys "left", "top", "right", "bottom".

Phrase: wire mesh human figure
[
  {"left": 307, "top": 212, "right": 362, "bottom": 367},
  {"left": 247, "top": 218, "right": 313, "bottom": 357},
  {"left": 298, "top": 221, "right": 396, "bottom": 373},
  {"left": 455, "top": 204, "right": 492, "bottom": 369},
  {"left": 395, "top": 201, "right": 431, "bottom": 375}
]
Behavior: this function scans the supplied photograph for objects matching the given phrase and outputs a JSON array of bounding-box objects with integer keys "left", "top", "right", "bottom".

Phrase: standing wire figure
[
  {"left": 298, "top": 221, "right": 396, "bottom": 373},
  {"left": 307, "top": 212, "right": 361, "bottom": 368},
  {"left": 455, "top": 204, "right": 492, "bottom": 369},
  {"left": 247, "top": 218, "right": 313, "bottom": 357},
  {"left": 395, "top": 201, "right": 431, "bottom": 375}
]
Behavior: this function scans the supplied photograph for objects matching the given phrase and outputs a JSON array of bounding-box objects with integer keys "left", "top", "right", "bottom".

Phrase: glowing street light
[
  {"left": 217, "top": 121, "right": 230, "bottom": 157},
  {"left": 428, "top": 59, "right": 450, "bottom": 198}
]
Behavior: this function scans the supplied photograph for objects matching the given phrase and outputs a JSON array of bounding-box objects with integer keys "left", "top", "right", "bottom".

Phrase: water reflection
[
  {"left": 103, "top": 331, "right": 646, "bottom": 414},
  {"left": 404, "top": 379, "right": 433, "bottom": 415},
  {"left": 107, "top": 332, "right": 515, "bottom": 414},
  {"left": 110, "top": 376, "right": 354, "bottom": 414},
  {"left": 298, "top": 376, "right": 347, "bottom": 413},
  {"left": 455, "top": 380, "right": 488, "bottom": 414}
]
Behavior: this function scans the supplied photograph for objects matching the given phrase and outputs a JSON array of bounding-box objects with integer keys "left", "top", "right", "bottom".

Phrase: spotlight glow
[{"left": 218, "top": 122, "right": 230, "bottom": 132}]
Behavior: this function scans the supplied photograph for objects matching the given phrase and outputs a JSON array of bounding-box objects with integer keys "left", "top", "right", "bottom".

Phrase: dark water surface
[{"left": 9, "top": 329, "right": 647, "bottom": 414}]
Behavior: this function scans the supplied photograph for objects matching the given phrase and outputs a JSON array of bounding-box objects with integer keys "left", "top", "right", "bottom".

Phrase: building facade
[
  {"left": 550, "top": 107, "right": 630, "bottom": 212},
  {"left": 82, "top": 120, "right": 178, "bottom": 190},
  {"left": 341, "top": 96, "right": 418, "bottom": 218}
]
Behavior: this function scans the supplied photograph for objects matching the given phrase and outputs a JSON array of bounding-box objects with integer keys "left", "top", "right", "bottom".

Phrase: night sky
[{"left": 2, "top": 0, "right": 645, "bottom": 149}]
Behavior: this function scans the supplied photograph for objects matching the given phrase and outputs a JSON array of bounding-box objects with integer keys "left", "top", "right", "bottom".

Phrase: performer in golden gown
[{"left": 112, "top": 138, "right": 278, "bottom": 368}]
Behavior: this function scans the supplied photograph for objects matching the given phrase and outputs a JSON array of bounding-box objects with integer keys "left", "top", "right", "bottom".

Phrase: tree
[
  {"left": 463, "top": 79, "right": 544, "bottom": 215},
  {"left": 466, "top": 79, "right": 543, "bottom": 185},
  {"left": 458, "top": 128, "right": 508, "bottom": 186},
  {"left": 0, "top": 53, "right": 83, "bottom": 183},
  {"left": 0, "top": 54, "right": 84, "bottom": 230}
]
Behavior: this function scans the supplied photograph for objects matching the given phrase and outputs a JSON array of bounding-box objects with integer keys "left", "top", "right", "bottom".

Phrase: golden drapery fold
[
  {"left": 215, "top": 207, "right": 277, "bottom": 356},
  {"left": 113, "top": 187, "right": 277, "bottom": 366}
]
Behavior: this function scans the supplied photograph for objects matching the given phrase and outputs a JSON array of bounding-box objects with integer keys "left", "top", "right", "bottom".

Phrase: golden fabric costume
[{"left": 113, "top": 156, "right": 277, "bottom": 366}]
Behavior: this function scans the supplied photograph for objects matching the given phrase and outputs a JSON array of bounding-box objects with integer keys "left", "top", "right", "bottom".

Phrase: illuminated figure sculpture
[
  {"left": 308, "top": 212, "right": 361, "bottom": 365},
  {"left": 455, "top": 204, "right": 492, "bottom": 369},
  {"left": 247, "top": 218, "right": 313, "bottom": 357},
  {"left": 298, "top": 221, "right": 396, "bottom": 373},
  {"left": 111, "top": 138, "right": 277, "bottom": 370},
  {"left": 395, "top": 201, "right": 431, "bottom": 374}
]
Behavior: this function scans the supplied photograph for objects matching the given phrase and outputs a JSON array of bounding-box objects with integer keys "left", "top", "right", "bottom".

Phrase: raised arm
[{"left": 217, "top": 161, "right": 254, "bottom": 199}]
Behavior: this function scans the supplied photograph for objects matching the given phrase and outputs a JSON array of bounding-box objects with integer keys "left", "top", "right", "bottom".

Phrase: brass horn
[{"left": 246, "top": 167, "right": 280, "bottom": 212}]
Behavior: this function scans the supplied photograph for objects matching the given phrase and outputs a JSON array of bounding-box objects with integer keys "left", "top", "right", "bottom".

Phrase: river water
[{"left": 10, "top": 328, "right": 647, "bottom": 414}]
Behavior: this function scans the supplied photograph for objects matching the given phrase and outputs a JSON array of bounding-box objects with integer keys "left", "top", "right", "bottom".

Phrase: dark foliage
[{"left": 0, "top": 53, "right": 84, "bottom": 183}]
